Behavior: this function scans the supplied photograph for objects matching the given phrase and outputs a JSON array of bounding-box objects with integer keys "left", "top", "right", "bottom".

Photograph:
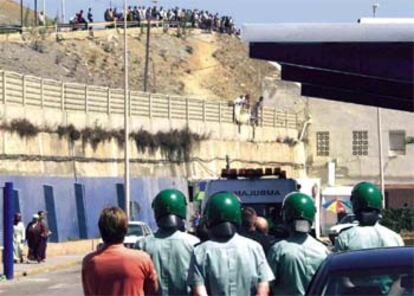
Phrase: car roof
[
  {"left": 128, "top": 221, "right": 148, "bottom": 226},
  {"left": 326, "top": 247, "right": 414, "bottom": 271}
]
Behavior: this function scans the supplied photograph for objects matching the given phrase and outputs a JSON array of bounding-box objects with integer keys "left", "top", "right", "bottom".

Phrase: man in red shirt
[{"left": 82, "top": 207, "right": 158, "bottom": 296}]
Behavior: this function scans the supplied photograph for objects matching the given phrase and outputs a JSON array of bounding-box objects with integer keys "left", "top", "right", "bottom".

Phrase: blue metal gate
[
  {"left": 43, "top": 185, "right": 59, "bottom": 242},
  {"left": 74, "top": 183, "right": 88, "bottom": 239}
]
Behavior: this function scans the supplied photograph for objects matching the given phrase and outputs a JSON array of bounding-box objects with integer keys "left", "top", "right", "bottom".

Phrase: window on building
[
  {"left": 352, "top": 131, "right": 368, "bottom": 156},
  {"left": 316, "top": 131, "right": 330, "bottom": 156},
  {"left": 389, "top": 130, "right": 406, "bottom": 155}
]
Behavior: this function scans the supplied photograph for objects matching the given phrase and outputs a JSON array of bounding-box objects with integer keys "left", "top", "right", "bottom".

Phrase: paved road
[{"left": 0, "top": 266, "right": 82, "bottom": 295}]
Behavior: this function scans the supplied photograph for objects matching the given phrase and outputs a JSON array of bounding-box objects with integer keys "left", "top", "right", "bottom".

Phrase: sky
[{"left": 21, "top": 0, "right": 414, "bottom": 24}]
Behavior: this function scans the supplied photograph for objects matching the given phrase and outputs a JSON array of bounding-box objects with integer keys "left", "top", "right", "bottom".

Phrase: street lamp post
[
  {"left": 377, "top": 108, "right": 385, "bottom": 208},
  {"left": 124, "top": 0, "right": 130, "bottom": 219}
]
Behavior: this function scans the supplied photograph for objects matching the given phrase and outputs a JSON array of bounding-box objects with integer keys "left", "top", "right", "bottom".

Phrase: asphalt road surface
[{"left": 0, "top": 266, "right": 82, "bottom": 296}]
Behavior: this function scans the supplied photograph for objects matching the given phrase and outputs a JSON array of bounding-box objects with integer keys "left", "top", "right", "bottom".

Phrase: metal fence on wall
[{"left": 0, "top": 70, "right": 299, "bottom": 129}]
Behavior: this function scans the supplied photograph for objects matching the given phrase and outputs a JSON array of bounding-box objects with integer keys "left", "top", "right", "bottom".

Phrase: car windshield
[
  {"left": 339, "top": 214, "right": 355, "bottom": 224},
  {"left": 127, "top": 224, "right": 144, "bottom": 236},
  {"left": 321, "top": 267, "right": 413, "bottom": 296}
]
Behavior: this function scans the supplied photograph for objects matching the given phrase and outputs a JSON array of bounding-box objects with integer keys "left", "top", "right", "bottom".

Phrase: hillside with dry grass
[
  {"left": 0, "top": 26, "right": 278, "bottom": 100},
  {"left": 0, "top": 0, "right": 35, "bottom": 25}
]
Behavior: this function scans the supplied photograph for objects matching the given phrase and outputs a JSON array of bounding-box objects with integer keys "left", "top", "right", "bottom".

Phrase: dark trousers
[
  {"left": 38, "top": 237, "right": 48, "bottom": 261},
  {"left": 27, "top": 240, "right": 40, "bottom": 261}
]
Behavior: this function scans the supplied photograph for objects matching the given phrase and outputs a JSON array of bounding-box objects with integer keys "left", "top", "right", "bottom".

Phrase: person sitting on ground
[
  {"left": 82, "top": 207, "right": 158, "bottom": 296},
  {"left": 104, "top": 8, "right": 114, "bottom": 22},
  {"left": 77, "top": 10, "right": 87, "bottom": 23}
]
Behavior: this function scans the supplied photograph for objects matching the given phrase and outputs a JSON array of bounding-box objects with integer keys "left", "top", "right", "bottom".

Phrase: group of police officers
[{"left": 134, "top": 182, "right": 404, "bottom": 295}]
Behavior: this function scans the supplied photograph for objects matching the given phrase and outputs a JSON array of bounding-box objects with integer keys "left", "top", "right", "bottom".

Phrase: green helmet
[
  {"left": 351, "top": 182, "right": 383, "bottom": 212},
  {"left": 152, "top": 189, "right": 187, "bottom": 221},
  {"left": 205, "top": 192, "right": 241, "bottom": 227},
  {"left": 282, "top": 192, "right": 316, "bottom": 223}
]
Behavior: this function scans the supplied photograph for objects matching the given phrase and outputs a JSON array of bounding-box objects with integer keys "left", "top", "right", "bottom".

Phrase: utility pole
[
  {"left": 43, "top": 0, "right": 46, "bottom": 21},
  {"left": 34, "top": 0, "right": 38, "bottom": 26},
  {"left": 377, "top": 108, "right": 385, "bottom": 208},
  {"left": 123, "top": 0, "right": 130, "bottom": 219},
  {"left": 143, "top": 17, "right": 151, "bottom": 92},
  {"left": 61, "top": 0, "right": 65, "bottom": 23},
  {"left": 144, "top": 0, "right": 158, "bottom": 92},
  {"left": 20, "top": 0, "right": 24, "bottom": 29}
]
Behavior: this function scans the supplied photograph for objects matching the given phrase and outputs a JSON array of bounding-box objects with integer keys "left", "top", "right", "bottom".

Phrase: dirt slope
[
  {"left": 0, "top": 0, "right": 35, "bottom": 25},
  {"left": 0, "top": 28, "right": 278, "bottom": 100}
]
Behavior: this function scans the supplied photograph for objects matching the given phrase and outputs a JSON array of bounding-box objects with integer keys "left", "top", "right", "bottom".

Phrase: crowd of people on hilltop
[
  {"left": 69, "top": 8, "right": 94, "bottom": 29},
  {"left": 68, "top": 6, "right": 238, "bottom": 34},
  {"left": 102, "top": 6, "right": 238, "bottom": 34}
]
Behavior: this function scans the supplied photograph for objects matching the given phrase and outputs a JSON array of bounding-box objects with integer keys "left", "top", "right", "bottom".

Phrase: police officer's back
[
  {"left": 267, "top": 193, "right": 330, "bottom": 296},
  {"left": 335, "top": 182, "right": 404, "bottom": 251},
  {"left": 188, "top": 192, "right": 274, "bottom": 296},
  {"left": 136, "top": 189, "right": 199, "bottom": 295}
]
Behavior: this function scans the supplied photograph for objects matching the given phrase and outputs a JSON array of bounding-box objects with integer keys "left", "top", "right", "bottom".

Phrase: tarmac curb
[{"left": 13, "top": 260, "right": 82, "bottom": 280}]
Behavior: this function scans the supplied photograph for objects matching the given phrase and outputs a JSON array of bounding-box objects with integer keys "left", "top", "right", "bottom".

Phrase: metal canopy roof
[{"left": 243, "top": 23, "right": 414, "bottom": 112}]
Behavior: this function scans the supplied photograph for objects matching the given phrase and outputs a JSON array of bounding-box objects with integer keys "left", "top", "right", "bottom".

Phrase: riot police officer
[
  {"left": 136, "top": 189, "right": 199, "bottom": 295},
  {"left": 335, "top": 182, "right": 404, "bottom": 251},
  {"left": 187, "top": 192, "right": 274, "bottom": 296},
  {"left": 267, "top": 192, "right": 330, "bottom": 296}
]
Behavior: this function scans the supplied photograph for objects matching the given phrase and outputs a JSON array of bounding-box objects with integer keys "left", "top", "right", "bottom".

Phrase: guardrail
[
  {"left": 0, "top": 70, "right": 300, "bottom": 128},
  {"left": 0, "top": 19, "right": 201, "bottom": 35}
]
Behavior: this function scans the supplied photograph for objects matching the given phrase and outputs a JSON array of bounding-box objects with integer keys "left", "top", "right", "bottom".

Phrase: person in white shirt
[
  {"left": 233, "top": 95, "right": 244, "bottom": 123},
  {"left": 13, "top": 213, "right": 26, "bottom": 263}
]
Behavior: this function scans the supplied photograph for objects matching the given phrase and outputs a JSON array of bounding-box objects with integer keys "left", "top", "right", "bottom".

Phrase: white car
[
  {"left": 97, "top": 221, "right": 153, "bottom": 249},
  {"left": 124, "top": 221, "right": 153, "bottom": 248},
  {"left": 328, "top": 214, "right": 358, "bottom": 244}
]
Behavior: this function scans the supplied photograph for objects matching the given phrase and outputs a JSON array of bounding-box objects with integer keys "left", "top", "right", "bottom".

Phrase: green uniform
[
  {"left": 137, "top": 229, "right": 200, "bottom": 295},
  {"left": 267, "top": 233, "right": 330, "bottom": 296},
  {"left": 188, "top": 233, "right": 275, "bottom": 296},
  {"left": 335, "top": 223, "right": 404, "bottom": 251}
]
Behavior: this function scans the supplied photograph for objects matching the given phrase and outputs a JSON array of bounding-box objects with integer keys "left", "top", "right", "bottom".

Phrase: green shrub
[
  {"left": 381, "top": 208, "right": 414, "bottom": 233},
  {"left": 57, "top": 124, "right": 81, "bottom": 142},
  {"left": 9, "top": 119, "right": 39, "bottom": 138},
  {"left": 1, "top": 119, "right": 209, "bottom": 161}
]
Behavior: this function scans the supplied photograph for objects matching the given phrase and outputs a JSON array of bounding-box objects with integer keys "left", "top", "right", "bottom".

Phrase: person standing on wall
[
  {"left": 13, "top": 213, "right": 25, "bottom": 263},
  {"left": 82, "top": 207, "right": 158, "bottom": 295},
  {"left": 335, "top": 182, "right": 404, "bottom": 251},
  {"left": 135, "top": 189, "right": 200, "bottom": 295},
  {"left": 188, "top": 192, "right": 274, "bottom": 296}
]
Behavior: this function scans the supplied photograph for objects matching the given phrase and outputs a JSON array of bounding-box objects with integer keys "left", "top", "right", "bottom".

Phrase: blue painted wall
[{"left": 0, "top": 176, "right": 188, "bottom": 243}]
